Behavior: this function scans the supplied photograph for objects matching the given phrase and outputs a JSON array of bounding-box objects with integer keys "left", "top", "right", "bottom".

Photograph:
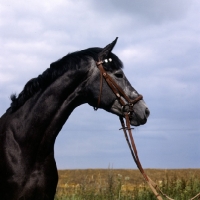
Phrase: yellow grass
[{"left": 56, "top": 168, "right": 200, "bottom": 196}]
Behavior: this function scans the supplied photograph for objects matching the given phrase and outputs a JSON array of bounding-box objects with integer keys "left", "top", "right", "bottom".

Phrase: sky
[{"left": 0, "top": 0, "right": 200, "bottom": 169}]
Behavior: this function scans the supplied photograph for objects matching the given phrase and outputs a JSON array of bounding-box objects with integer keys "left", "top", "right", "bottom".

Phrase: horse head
[{"left": 86, "top": 38, "right": 150, "bottom": 126}]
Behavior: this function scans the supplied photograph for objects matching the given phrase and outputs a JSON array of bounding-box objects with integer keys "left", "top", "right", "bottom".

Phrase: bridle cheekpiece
[{"left": 94, "top": 58, "right": 143, "bottom": 118}]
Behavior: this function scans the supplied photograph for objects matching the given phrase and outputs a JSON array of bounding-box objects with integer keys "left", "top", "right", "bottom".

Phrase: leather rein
[{"left": 94, "top": 58, "right": 200, "bottom": 200}]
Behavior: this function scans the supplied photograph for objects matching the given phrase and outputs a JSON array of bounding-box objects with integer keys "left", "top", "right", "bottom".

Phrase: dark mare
[{"left": 0, "top": 38, "right": 150, "bottom": 200}]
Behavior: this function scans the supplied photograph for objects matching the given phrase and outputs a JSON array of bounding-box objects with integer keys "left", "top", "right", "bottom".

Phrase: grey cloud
[{"left": 88, "top": 0, "right": 192, "bottom": 25}]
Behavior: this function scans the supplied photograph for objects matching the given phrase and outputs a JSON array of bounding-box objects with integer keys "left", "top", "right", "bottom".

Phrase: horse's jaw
[{"left": 110, "top": 100, "right": 150, "bottom": 126}]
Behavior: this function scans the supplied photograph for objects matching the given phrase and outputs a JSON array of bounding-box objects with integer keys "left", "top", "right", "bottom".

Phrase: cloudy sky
[{"left": 0, "top": 0, "right": 199, "bottom": 169}]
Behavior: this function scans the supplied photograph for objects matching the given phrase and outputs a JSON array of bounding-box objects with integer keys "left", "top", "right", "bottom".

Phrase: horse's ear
[{"left": 98, "top": 37, "right": 118, "bottom": 61}]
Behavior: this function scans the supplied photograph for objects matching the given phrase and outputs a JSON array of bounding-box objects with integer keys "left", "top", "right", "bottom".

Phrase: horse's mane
[{"left": 9, "top": 47, "right": 123, "bottom": 112}]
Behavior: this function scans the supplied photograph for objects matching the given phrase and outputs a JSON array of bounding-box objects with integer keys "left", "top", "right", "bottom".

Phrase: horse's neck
[{"left": 7, "top": 68, "right": 89, "bottom": 157}]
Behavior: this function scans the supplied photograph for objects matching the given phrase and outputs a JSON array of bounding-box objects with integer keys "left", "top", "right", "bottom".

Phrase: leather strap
[
  {"left": 120, "top": 114, "right": 200, "bottom": 200},
  {"left": 94, "top": 67, "right": 103, "bottom": 110},
  {"left": 95, "top": 62, "right": 143, "bottom": 110}
]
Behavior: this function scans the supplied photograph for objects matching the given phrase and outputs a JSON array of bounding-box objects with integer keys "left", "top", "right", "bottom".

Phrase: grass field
[{"left": 55, "top": 168, "right": 200, "bottom": 200}]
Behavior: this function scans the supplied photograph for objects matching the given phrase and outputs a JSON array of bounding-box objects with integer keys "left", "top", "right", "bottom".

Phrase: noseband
[{"left": 94, "top": 58, "right": 143, "bottom": 115}]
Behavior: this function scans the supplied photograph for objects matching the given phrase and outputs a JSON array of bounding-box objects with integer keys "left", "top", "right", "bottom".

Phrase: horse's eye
[{"left": 114, "top": 73, "right": 123, "bottom": 78}]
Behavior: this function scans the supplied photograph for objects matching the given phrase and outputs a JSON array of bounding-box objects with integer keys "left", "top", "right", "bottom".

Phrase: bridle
[
  {"left": 94, "top": 58, "right": 200, "bottom": 200},
  {"left": 94, "top": 58, "right": 143, "bottom": 113}
]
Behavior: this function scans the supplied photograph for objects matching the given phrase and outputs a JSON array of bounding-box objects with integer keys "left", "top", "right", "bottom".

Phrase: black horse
[{"left": 0, "top": 38, "right": 150, "bottom": 200}]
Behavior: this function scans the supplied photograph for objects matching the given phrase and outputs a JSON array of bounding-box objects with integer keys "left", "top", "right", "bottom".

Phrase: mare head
[{"left": 86, "top": 38, "right": 150, "bottom": 126}]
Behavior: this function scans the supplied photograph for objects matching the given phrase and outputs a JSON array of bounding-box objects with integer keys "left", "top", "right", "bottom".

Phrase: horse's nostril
[{"left": 145, "top": 107, "right": 150, "bottom": 117}]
